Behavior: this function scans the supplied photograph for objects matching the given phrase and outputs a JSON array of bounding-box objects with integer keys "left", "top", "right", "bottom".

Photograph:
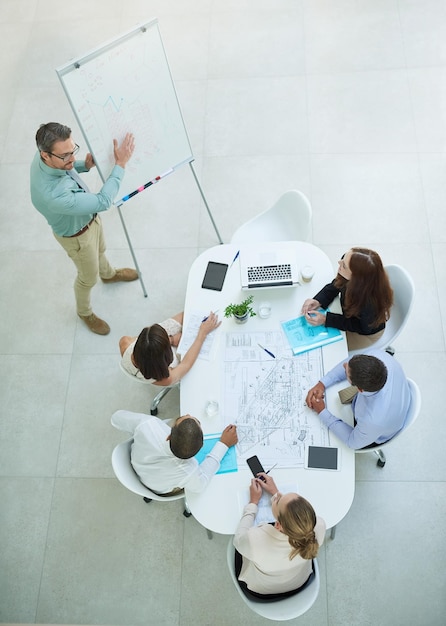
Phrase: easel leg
[
  {"left": 116, "top": 204, "right": 148, "bottom": 297},
  {"left": 189, "top": 161, "right": 223, "bottom": 244}
]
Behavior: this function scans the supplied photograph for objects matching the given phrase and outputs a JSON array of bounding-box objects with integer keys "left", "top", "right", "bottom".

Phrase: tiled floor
[{"left": 1, "top": 1, "right": 446, "bottom": 625}]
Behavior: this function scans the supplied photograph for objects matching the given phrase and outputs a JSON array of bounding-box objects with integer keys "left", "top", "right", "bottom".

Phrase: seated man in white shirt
[
  {"left": 305, "top": 350, "right": 411, "bottom": 450},
  {"left": 112, "top": 410, "right": 238, "bottom": 494}
]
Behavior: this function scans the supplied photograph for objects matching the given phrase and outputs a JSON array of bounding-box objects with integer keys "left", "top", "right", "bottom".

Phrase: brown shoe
[
  {"left": 102, "top": 268, "right": 138, "bottom": 283},
  {"left": 78, "top": 313, "right": 110, "bottom": 335}
]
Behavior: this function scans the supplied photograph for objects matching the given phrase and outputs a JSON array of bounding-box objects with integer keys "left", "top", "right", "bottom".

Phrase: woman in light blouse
[
  {"left": 233, "top": 474, "right": 325, "bottom": 601},
  {"left": 119, "top": 311, "right": 220, "bottom": 385}
]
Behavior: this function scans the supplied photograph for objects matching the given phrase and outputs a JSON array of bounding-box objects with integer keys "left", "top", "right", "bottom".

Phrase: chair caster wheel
[
  {"left": 377, "top": 459, "right": 386, "bottom": 468},
  {"left": 183, "top": 509, "right": 192, "bottom": 518},
  {"left": 150, "top": 408, "right": 158, "bottom": 416},
  {"left": 143, "top": 497, "right": 153, "bottom": 503}
]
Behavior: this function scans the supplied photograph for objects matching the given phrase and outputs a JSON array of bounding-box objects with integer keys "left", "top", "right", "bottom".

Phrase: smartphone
[
  {"left": 201, "top": 261, "right": 228, "bottom": 291},
  {"left": 246, "top": 455, "right": 265, "bottom": 477},
  {"left": 305, "top": 446, "right": 339, "bottom": 471}
]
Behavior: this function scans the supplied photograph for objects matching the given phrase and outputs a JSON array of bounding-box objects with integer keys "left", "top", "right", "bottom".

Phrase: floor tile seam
[
  {"left": 354, "top": 478, "right": 446, "bottom": 484},
  {"left": 305, "top": 64, "right": 446, "bottom": 79}
]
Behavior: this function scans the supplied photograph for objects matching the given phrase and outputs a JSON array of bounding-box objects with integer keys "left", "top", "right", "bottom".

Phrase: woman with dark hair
[
  {"left": 119, "top": 311, "right": 220, "bottom": 385},
  {"left": 233, "top": 474, "right": 325, "bottom": 600},
  {"left": 301, "top": 247, "right": 393, "bottom": 351}
]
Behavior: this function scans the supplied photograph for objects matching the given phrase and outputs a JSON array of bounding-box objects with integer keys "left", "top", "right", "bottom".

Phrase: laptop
[{"left": 240, "top": 244, "right": 300, "bottom": 290}]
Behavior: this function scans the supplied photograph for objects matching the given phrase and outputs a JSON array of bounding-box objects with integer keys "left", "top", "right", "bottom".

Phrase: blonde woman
[{"left": 233, "top": 474, "right": 325, "bottom": 601}]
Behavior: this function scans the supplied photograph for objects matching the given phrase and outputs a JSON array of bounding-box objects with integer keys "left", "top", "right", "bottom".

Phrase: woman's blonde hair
[{"left": 277, "top": 495, "right": 319, "bottom": 561}]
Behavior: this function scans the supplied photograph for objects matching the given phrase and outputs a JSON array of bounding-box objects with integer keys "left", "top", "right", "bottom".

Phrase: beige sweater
[{"left": 234, "top": 503, "right": 326, "bottom": 594}]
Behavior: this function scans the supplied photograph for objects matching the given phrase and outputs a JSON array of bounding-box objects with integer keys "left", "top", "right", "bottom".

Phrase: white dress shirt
[{"left": 111, "top": 410, "right": 228, "bottom": 493}]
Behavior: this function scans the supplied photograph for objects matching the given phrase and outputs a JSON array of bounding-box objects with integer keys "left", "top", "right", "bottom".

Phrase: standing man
[
  {"left": 30, "top": 122, "right": 138, "bottom": 335},
  {"left": 305, "top": 350, "right": 411, "bottom": 449}
]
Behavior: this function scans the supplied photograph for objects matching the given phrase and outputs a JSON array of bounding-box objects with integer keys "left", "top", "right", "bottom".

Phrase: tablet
[
  {"left": 201, "top": 261, "right": 228, "bottom": 291},
  {"left": 305, "top": 446, "right": 340, "bottom": 471}
]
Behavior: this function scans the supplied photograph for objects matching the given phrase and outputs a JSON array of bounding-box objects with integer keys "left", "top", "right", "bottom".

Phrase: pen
[
  {"left": 257, "top": 343, "right": 276, "bottom": 359},
  {"left": 265, "top": 463, "right": 277, "bottom": 475},
  {"left": 230, "top": 250, "right": 240, "bottom": 268},
  {"left": 202, "top": 309, "right": 219, "bottom": 322}
]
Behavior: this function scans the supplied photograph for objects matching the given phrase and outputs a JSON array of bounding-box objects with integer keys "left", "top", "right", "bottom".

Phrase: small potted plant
[{"left": 224, "top": 295, "right": 256, "bottom": 324}]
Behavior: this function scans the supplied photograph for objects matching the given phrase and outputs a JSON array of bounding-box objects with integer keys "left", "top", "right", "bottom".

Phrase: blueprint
[{"left": 222, "top": 331, "right": 331, "bottom": 469}]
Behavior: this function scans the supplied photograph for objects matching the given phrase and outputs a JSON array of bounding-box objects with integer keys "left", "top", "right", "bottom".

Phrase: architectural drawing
[{"left": 222, "top": 331, "right": 331, "bottom": 468}]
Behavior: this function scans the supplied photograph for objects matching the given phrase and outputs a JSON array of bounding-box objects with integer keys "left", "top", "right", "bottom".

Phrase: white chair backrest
[
  {"left": 119, "top": 360, "right": 152, "bottom": 384},
  {"left": 111, "top": 439, "right": 184, "bottom": 503},
  {"left": 355, "top": 377, "right": 421, "bottom": 455},
  {"left": 230, "top": 190, "right": 312, "bottom": 244},
  {"left": 226, "top": 539, "right": 320, "bottom": 621},
  {"left": 349, "top": 264, "right": 415, "bottom": 355},
  {"left": 404, "top": 378, "right": 422, "bottom": 431}
]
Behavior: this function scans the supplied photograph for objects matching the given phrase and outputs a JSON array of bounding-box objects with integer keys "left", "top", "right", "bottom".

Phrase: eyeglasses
[{"left": 47, "top": 143, "right": 80, "bottom": 162}]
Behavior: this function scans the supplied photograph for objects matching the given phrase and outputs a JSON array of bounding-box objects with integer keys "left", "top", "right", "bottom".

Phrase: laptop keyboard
[{"left": 247, "top": 263, "right": 292, "bottom": 283}]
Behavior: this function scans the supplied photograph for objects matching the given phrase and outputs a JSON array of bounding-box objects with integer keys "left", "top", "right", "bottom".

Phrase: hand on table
[
  {"left": 255, "top": 473, "right": 278, "bottom": 496},
  {"left": 220, "top": 424, "right": 238, "bottom": 447},
  {"left": 249, "top": 478, "right": 263, "bottom": 505},
  {"left": 301, "top": 299, "right": 320, "bottom": 315},
  {"left": 304, "top": 309, "right": 326, "bottom": 326},
  {"left": 306, "top": 382, "right": 326, "bottom": 414},
  {"left": 199, "top": 311, "right": 221, "bottom": 337}
]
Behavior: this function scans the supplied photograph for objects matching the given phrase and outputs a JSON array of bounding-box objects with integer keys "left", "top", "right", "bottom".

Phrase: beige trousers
[
  {"left": 54, "top": 216, "right": 115, "bottom": 316},
  {"left": 346, "top": 328, "right": 385, "bottom": 352}
]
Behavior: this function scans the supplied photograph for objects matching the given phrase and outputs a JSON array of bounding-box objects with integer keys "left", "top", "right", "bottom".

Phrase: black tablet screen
[
  {"left": 307, "top": 446, "right": 338, "bottom": 470},
  {"left": 201, "top": 261, "right": 228, "bottom": 291}
]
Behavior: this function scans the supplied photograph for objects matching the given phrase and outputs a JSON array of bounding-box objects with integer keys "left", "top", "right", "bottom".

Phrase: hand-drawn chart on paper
[
  {"left": 56, "top": 20, "right": 193, "bottom": 203},
  {"left": 222, "top": 331, "right": 332, "bottom": 469}
]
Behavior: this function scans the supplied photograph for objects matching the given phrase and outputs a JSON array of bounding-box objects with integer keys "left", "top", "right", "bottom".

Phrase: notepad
[
  {"left": 195, "top": 434, "right": 238, "bottom": 474},
  {"left": 237, "top": 481, "right": 298, "bottom": 525},
  {"left": 281, "top": 313, "right": 342, "bottom": 355}
]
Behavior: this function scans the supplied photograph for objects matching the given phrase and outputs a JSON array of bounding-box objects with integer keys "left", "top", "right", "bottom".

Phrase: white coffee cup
[{"left": 301, "top": 265, "right": 315, "bottom": 283}]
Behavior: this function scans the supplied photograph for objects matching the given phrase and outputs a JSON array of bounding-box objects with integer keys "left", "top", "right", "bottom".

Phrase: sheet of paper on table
[
  {"left": 177, "top": 310, "right": 219, "bottom": 360},
  {"left": 222, "top": 331, "right": 332, "bottom": 470},
  {"left": 237, "top": 481, "right": 299, "bottom": 525}
]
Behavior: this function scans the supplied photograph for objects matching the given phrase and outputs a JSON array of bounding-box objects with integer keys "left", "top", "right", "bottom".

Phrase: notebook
[
  {"left": 195, "top": 434, "right": 238, "bottom": 474},
  {"left": 281, "top": 313, "right": 343, "bottom": 355},
  {"left": 240, "top": 244, "right": 300, "bottom": 290}
]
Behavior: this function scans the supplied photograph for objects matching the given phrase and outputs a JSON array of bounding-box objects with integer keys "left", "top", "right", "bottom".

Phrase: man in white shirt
[{"left": 111, "top": 410, "right": 238, "bottom": 494}]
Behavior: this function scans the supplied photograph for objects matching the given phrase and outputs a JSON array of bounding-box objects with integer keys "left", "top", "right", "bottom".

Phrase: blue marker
[
  {"left": 258, "top": 343, "right": 276, "bottom": 359},
  {"left": 202, "top": 310, "right": 219, "bottom": 322},
  {"left": 230, "top": 250, "right": 240, "bottom": 268}
]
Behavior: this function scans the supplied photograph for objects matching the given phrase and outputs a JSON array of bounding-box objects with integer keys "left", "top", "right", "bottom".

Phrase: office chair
[
  {"left": 348, "top": 264, "right": 415, "bottom": 357},
  {"left": 230, "top": 190, "right": 312, "bottom": 244},
  {"left": 119, "top": 361, "right": 179, "bottom": 416},
  {"left": 111, "top": 438, "right": 191, "bottom": 517},
  {"left": 355, "top": 378, "right": 421, "bottom": 467},
  {"left": 226, "top": 540, "right": 320, "bottom": 621}
]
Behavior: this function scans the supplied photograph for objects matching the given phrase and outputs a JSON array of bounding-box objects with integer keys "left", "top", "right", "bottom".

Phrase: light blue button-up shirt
[
  {"left": 319, "top": 349, "right": 411, "bottom": 449},
  {"left": 30, "top": 152, "right": 124, "bottom": 236}
]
